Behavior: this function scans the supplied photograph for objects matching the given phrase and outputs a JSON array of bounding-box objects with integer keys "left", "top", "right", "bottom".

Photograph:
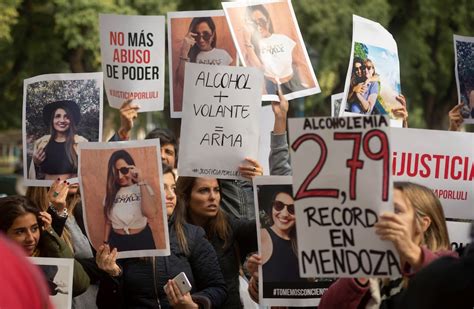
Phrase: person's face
[
  {"left": 68, "top": 183, "right": 79, "bottom": 195},
  {"left": 195, "top": 22, "right": 214, "bottom": 52},
  {"left": 6, "top": 213, "right": 40, "bottom": 256},
  {"left": 115, "top": 159, "right": 134, "bottom": 187},
  {"left": 161, "top": 143, "right": 176, "bottom": 168},
  {"left": 272, "top": 192, "right": 295, "bottom": 235},
  {"left": 364, "top": 62, "right": 374, "bottom": 78},
  {"left": 354, "top": 62, "right": 364, "bottom": 78},
  {"left": 53, "top": 108, "right": 70, "bottom": 133},
  {"left": 393, "top": 189, "right": 420, "bottom": 244},
  {"left": 163, "top": 172, "right": 177, "bottom": 217},
  {"left": 189, "top": 178, "right": 221, "bottom": 222},
  {"left": 251, "top": 10, "right": 271, "bottom": 38}
]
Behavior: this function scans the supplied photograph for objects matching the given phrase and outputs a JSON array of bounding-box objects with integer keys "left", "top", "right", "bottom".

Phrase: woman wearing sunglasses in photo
[
  {"left": 175, "top": 17, "right": 233, "bottom": 90},
  {"left": 103, "top": 150, "right": 159, "bottom": 252}
]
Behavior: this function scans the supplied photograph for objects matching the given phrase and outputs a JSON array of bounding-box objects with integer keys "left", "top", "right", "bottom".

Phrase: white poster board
[
  {"left": 30, "top": 257, "right": 74, "bottom": 309},
  {"left": 331, "top": 92, "right": 343, "bottom": 117},
  {"left": 99, "top": 14, "right": 165, "bottom": 112},
  {"left": 288, "top": 116, "right": 400, "bottom": 278},
  {"left": 178, "top": 62, "right": 263, "bottom": 179},
  {"left": 341, "top": 15, "right": 403, "bottom": 127},
  {"left": 446, "top": 220, "right": 472, "bottom": 251},
  {"left": 222, "top": 0, "right": 320, "bottom": 102},
  {"left": 453, "top": 34, "right": 474, "bottom": 124},
  {"left": 23, "top": 72, "right": 103, "bottom": 186},
  {"left": 391, "top": 128, "right": 474, "bottom": 220}
]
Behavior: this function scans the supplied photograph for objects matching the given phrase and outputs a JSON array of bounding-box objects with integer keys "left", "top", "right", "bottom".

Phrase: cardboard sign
[
  {"left": 222, "top": 0, "right": 320, "bottom": 102},
  {"left": 168, "top": 10, "right": 238, "bottom": 118},
  {"left": 453, "top": 34, "right": 474, "bottom": 124},
  {"left": 78, "top": 139, "right": 170, "bottom": 259},
  {"left": 341, "top": 15, "right": 403, "bottom": 126},
  {"left": 23, "top": 72, "right": 103, "bottom": 186},
  {"left": 288, "top": 116, "right": 400, "bottom": 278},
  {"left": 30, "top": 257, "right": 74, "bottom": 309},
  {"left": 178, "top": 62, "right": 263, "bottom": 179},
  {"left": 392, "top": 128, "right": 474, "bottom": 220},
  {"left": 253, "top": 176, "right": 333, "bottom": 306},
  {"left": 99, "top": 14, "right": 165, "bottom": 112}
]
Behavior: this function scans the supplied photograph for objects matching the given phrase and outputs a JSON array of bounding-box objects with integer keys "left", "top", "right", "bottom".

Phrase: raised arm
[{"left": 269, "top": 89, "right": 292, "bottom": 176}]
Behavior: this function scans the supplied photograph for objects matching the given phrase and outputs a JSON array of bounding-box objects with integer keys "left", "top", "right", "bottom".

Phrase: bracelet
[
  {"left": 244, "top": 43, "right": 254, "bottom": 49},
  {"left": 180, "top": 56, "right": 190, "bottom": 62},
  {"left": 49, "top": 204, "right": 68, "bottom": 218}
]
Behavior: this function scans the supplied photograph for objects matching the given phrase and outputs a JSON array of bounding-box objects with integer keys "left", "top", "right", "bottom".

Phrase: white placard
[
  {"left": 78, "top": 139, "right": 170, "bottom": 259},
  {"left": 222, "top": 0, "right": 320, "bottom": 102},
  {"left": 289, "top": 115, "right": 400, "bottom": 278},
  {"left": 446, "top": 220, "right": 472, "bottom": 251},
  {"left": 23, "top": 73, "right": 103, "bottom": 187},
  {"left": 99, "top": 14, "right": 165, "bottom": 112},
  {"left": 30, "top": 257, "right": 74, "bottom": 309},
  {"left": 453, "top": 34, "right": 474, "bottom": 124},
  {"left": 253, "top": 176, "right": 333, "bottom": 306},
  {"left": 331, "top": 92, "right": 344, "bottom": 117},
  {"left": 178, "top": 62, "right": 263, "bottom": 179},
  {"left": 168, "top": 10, "right": 238, "bottom": 118},
  {"left": 392, "top": 128, "right": 474, "bottom": 220},
  {"left": 341, "top": 15, "right": 403, "bottom": 122}
]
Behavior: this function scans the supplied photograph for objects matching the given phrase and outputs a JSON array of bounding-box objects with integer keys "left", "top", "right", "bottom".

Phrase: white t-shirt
[
  {"left": 196, "top": 48, "right": 233, "bottom": 65},
  {"left": 109, "top": 184, "right": 147, "bottom": 234},
  {"left": 258, "top": 33, "right": 296, "bottom": 79}
]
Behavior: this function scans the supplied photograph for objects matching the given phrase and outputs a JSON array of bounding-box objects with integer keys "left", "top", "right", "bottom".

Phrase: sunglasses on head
[
  {"left": 251, "top": 18, "right": 268, "bottom": 29},
  {"left": 117, "top": 166, "right": 133, "bottom": 175},
  {"left": 195, "top": 32, "right": 213, "bottom": 42},
  {"left": 272, "top": 200, "right": 295, "bottom": 215}
]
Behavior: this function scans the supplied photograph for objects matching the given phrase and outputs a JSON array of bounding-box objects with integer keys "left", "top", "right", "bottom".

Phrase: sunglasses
[
  {"left": 195, "top": 32, "right": 213, "bottom": 42},
  {"left": 250, "top": 18, "right": 268, "bottom": 29},
  {"left": 354, "top": 65, "right": 365, "bottom": 71},
  {"left": 273, "top": 200, "right": 295, "bottom": 215},
  {"left": 117, "top": 166, "right": 133, "bottom": 175},
  {"left": 365, "top": 66, "right": 373, "bottom": 70}
]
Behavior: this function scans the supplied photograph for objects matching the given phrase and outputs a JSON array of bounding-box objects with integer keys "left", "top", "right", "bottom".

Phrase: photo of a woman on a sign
[
  {"left": 168, "top": 11, "right": 237, "bottom": 118},
  {"left": 79, "top": 140, "right": 169, "bottom": 259},
  {"left": 23, "top": 73, "right": 103, "bottom": 186},
  {"left": 222, "top": 0, "right": 320, "bottom": 101}
]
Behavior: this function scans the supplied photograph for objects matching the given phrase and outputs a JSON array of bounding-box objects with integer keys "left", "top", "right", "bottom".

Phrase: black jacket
[{"left": 96, "top": 218, "right": 227, "bottom": 308}]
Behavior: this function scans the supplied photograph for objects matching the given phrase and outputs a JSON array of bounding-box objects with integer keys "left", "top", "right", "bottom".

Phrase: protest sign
[
  {"left": 258, "top": 105, "right": 274, "bottom": 175},
  {"left": 99, "top": 14, "right": 165, "bottom": 112},
  {"left": 446, "top": 220, "right": 472, "bottom": 252},
  {"left": 168, "top": 10, "right": 238, "bottom": 118},
  {"left": 253, "top": 176, "right": 333, "bottom": 306},
  {"left": 341, "top": 15, "right": 403, "bottom": 126},
  {"left": 177, "top": 62, "right": 263, "bottom": 179},
  {"left": 288, "top": 115, "right": 400, "bottom": 278},
  {"left": 392, "top": 128, "right": 474, "bottom": 220},
  {"left": 78, "top": 139, "right": 170, "bottom": 259},
  {"left": 331, "top": 93, "right": 343, "bottom": 117},
  {"left": 30, "top": 257, "right": 74, "bottom": 309},
  {"left": 23, "top": 72, "right": 103, "bottom": 186},
  {"left": 222, "top": 0, "right": 320, "bottom": 102},
  {"left": 454, "top": 34, "right": 474, "bottom": 124}
]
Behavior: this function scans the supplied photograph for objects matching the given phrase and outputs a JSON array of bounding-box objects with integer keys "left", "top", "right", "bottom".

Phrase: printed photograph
[
  {"left": 168, "top": 10, "right": 238, "bottom": 118},
  {"left": 79, "top": 140, "right": 169, "bottom": 259},
  {"left": 223, "top": 0, "right": 320, "bottom": 101},
  {"left": 23, "top": 73, "right": 103, "bottom": 186},
  {"left": 454, "top": 35, "right": 474, "bottom": 123},
  {"left": 344, "top": 42, "right": 402, "bottom": 117}
]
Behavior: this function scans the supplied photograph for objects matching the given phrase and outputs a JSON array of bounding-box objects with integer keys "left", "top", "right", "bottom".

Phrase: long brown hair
[
  {"left": 48, "top": 106, "right": 78, "bottom": 169},
  {"left": 175, "top": 176, "right": 230, "bottom": 249}
]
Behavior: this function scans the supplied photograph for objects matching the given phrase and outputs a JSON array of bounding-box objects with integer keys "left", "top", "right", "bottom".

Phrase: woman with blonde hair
[{"left": 318, "top": 181, "right": 455, "bottom": 309}]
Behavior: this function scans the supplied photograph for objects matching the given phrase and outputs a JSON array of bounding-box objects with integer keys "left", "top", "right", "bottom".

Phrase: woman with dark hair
[
  {"left": 175, "top": 17, "right": 233, "bottom": 90},
  {"left": 350, "top": 58, "right": 380, "bottom": 114},
  {"left": 95, "top": 164, "right": 227, "bottom": 308},
  {"left": 243, "top": 4, "right": 307, "bottom": 95},
  {"left": 29, "top": 100, "right": 87, "bottom": 180},
  {"left": 176, "top": 176, "right": 257, "bottom": 308},
  {"left": 103, "top": 149, "right": 159, "bottom": 252},
  {"left": 0, "top": 195, "right": 90, "bottom": 297}
]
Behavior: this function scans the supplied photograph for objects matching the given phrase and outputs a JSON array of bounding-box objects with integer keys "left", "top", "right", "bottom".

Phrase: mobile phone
[{"left": 164, "top": 272, "right": 192, "bottom": 295}]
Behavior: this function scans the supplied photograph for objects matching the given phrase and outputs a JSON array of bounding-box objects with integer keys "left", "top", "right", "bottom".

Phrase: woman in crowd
[
  {"left": 176, "top": 175, "right": 258, "bottom": 308},
  {"left": 243, "top": 4, "right": 307, "bottom": 95},
  {"left": 0, "top": 195, "right": 90, "bottom": 297},
  {"left": 350, "top": 58, "right": 379, "bottom": 114},
  {"left": 318, "top": 181, "right": 456, "bottom": 308},
  {"left": 29, "top": 100, "right": 87, "bottom": 180},
  {"left": 103, "top": 149, "right": 160, "bottom": 252},
  {"left": 96, "top": 164, "right": 227, "bottom": 308},
  {"left": 175, "top": 17, "right": 233, "bottom": 92}
]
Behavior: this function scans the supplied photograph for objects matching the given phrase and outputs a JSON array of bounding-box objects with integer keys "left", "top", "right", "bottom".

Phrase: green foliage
[{"left": 354, "top": 42, "right": 368, "bottom": 60}]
